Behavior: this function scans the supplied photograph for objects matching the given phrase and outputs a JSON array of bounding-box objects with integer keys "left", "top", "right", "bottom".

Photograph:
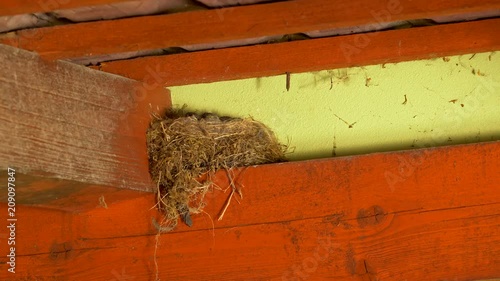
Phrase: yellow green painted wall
[{"left": 169, "top": 51, "right": 499, "bottom": 161}]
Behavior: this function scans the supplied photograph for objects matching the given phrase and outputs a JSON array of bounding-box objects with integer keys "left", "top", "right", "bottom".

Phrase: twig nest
[{"left": 147, "top": 111, "right": 287, "bottom": 231}]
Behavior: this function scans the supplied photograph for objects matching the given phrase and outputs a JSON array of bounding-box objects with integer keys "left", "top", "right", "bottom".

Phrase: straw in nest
[{"left": 147, "top": 111, "right": 287, "bottom": 231}]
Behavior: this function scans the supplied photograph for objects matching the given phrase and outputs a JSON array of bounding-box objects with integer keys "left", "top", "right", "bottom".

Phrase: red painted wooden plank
[
  {"left": 1, "top": 141, "right": 499, "bottom": 280},
  {"left": 96, "top": 18, "right": 500, "bottom": 86},
  {"left": 1, "top": 0, "right": 499, "bottom": 60},
  {"left": 0, "top": 0, "right": 128, "bottom": 16}
]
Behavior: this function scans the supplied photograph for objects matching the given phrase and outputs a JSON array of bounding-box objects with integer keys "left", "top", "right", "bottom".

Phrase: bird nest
[{"left": 146, "top": 110, "right": 287, "bottom": 232}]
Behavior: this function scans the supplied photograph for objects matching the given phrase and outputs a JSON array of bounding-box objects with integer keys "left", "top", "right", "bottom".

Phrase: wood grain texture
[
  {"left": 1, "top": 0, "right": 499, "bottom": 60},
  {"left": 96, "top": 18, "right": 500, "bottom": 86},
  {"left": 1, "top": 141, "right": 498, "bottom": 280},
  {"left": 0, "top": 0, "right": 128, "bottom": 16},
  {"left": 0, "top": 44, "right": 171, "bottom": 191}
]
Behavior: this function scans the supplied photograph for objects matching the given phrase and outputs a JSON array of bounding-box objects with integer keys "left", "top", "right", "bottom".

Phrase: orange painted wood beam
[
  {"left": 1, "top": 0, "right": 499, "bottom": 60},
  {"left": 1, "top": 141, "right": 498, "bottom": 280},
  {"left": 0, "top": 44, "right": 171, "bottom": 191},
  {"left": 97, "top": 18, "right": 500, "bottom": 86},
  {"left": 0, "top": 0, "right": 131, "bottom": 16},
  {"left": 0, "top": 0, "right": 128, "bottom": 16}
]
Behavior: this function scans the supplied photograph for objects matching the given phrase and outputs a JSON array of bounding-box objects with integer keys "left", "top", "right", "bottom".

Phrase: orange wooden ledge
[
  {"left": 0, "top": 0, "right": 128, "bottom": 16},
  {"left": 1, "top": 0, "right": 499, "bottom": 60},
  {"left": 96, "top": 18, "right": 500, "bottom": 86},
  {"left": 1, "top": 141, "right": 499, "bottom": 280}
]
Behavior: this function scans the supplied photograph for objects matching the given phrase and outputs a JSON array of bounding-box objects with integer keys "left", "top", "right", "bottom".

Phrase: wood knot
[
  {"left": 356, "top": 205, "right": 386, "bottom": 228},
  {"left": 50, "top": 241, "right": 73, "bottom": 260}
]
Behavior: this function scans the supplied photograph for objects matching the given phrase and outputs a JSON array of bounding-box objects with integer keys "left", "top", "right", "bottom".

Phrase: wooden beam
[
  {"left": 1, "top": 141, "right": 498, "bottom": 280},
  {"left": 1, "top": 0, "right": 499, "bottom": 60},
  {"left": 0, "top": 175, "right": 160, "bottom": 278},
  {"left": 0, "top": 173, "right": 153, "bottom": 213},
  {"left": 0, "top": 0, "right": 128, "bottom": 16},
  {"left": 96, "top": 18, "right": 500, "bottom": 86},
  {"left": 0, "top": 44, "right": 171, "bottom": 191}
]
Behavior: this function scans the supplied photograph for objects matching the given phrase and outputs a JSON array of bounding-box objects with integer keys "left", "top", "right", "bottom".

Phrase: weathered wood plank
[
  {"left": 0, "top": 173, "right": 158, "bottom": 259},
  {"left": 1, "top": 141, "right": 498, "bottom": 280},
  {"left": 96, "top": 18, "right": 500, "bottom": 86},
  {"left": 0, "top": 0, "right": 129, "bottom": 16},
  {"left": 1, "top": 0, "right": 499, "bottom": 60},
  {"left": 56, "top": 207, "right": 500, "bottom": 280},
  {"left": 0, "top": 44, "right": 171, "bottom": 191},
  {"left": 7, "top": 206, "right": 499, "bottom": 280}
]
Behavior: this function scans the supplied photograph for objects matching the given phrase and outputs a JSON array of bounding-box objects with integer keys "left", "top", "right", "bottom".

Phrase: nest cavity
[{"left": 147, "top": 111, "right": 287, "bottom": 231}]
